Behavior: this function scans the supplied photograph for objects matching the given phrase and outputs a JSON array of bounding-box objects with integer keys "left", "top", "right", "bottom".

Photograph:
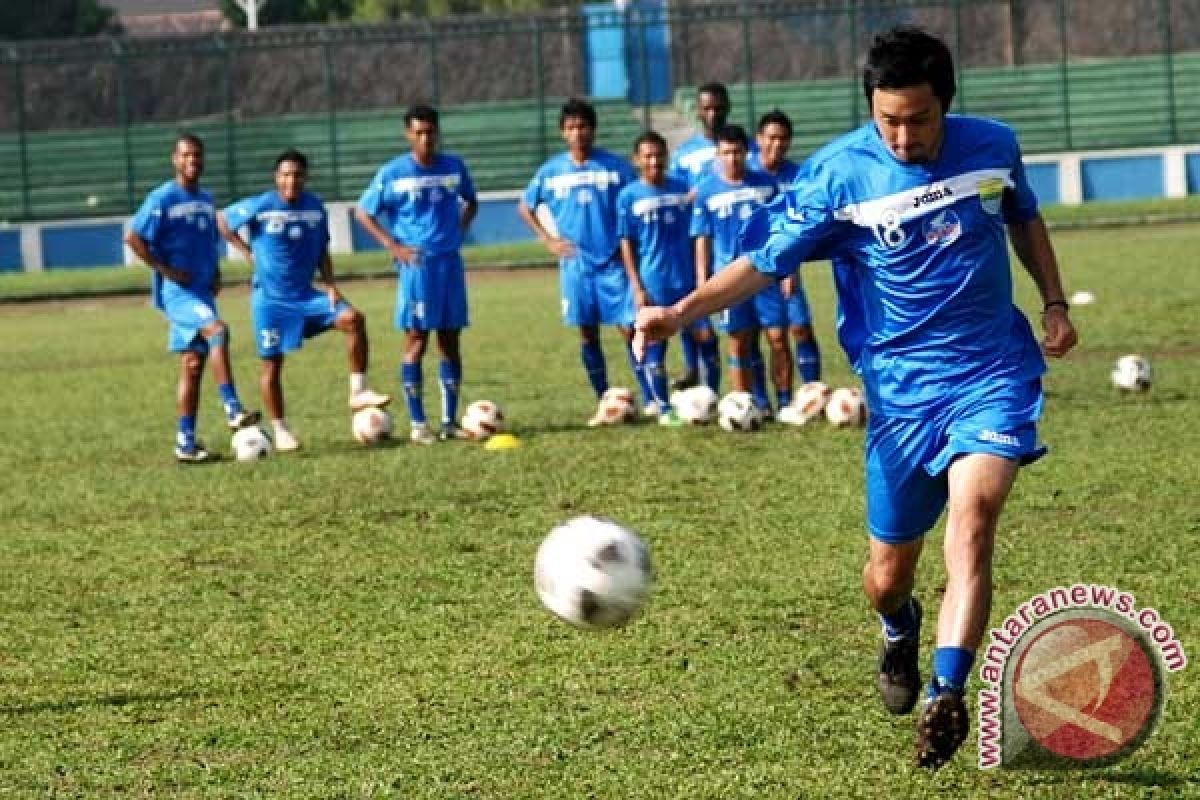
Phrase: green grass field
[{"left": 0, "top": 224, "right": 1197, "bottom": 797}]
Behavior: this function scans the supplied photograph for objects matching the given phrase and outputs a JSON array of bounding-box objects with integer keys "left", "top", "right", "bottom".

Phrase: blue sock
[
  {"left": 880, "top": 597, "right": 919, "bottom": 640},
  {"left": 177, "top": 415, "right": 196, "bottom": 449},
  {"left": 680, "top": 331, "right": 699, "bottom": 375},
  {"left": 217, "top": 383, "right": 243, "bottom": 418},
  {"left": 699, "top": 337, "right": 721, "bottom": 392},
  {"left": 626, "top": 340, "right": 654, "bottom": 406},
  {"left": 795, "top": 339, "right": 822, "bottom": 383},
  {"left": 581, "top": 341, "right": 608, "bottom": 397},
  {"left": 401, "top": 362, "right": 426, "bottom": 425},
  {"left": 931, "top": 646, "right": 975, "bottom": 695},
  {"left": 749, "top": 342, "right": 770, "bottom": 411},
  {"left": 438, "top": 360, "right": 461, "bottom": 427},
  {"left": 643, "top": 341, "right": 670, "bottom": 409},
  {"left": 777, "top": 388, "right": 792, "bottom": 408}
]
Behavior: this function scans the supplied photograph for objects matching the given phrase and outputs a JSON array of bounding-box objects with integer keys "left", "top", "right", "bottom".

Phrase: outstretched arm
[{"left": 1007, "top": 214, "right": 1077, "bottom": 358}]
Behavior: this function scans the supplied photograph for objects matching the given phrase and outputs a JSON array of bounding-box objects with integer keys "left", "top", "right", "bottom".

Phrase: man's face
[
  {"left": 697, "top": 91, "right": 730, "bottom": 137},
  {"left": 871, "top": 83, "right": 944, "bottom": 164},
  {"left": 406, "top": 118, "right": 439, "bottom": 161},
  {"left": 716, "top": 139, "right": 746, "bottom": 180},
  {"left": 755, "top": 122, "right": 791, "bottom": 170},
  {"left": 560, "top": 115, "right": 595, "bottom": 154},
  {"left": 172, "top": 140, "right": 204, "bottom": 185},
  {"left": 274, "top": 160, "right": 306, "bottom": 203},
  {"left": 636, "top": 140, "right": 667, "bottom": 183}
]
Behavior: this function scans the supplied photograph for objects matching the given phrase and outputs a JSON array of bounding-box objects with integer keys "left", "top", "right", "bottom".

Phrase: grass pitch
[{"left": 0, "top": 225, "right": 1196, "bottom": 797}]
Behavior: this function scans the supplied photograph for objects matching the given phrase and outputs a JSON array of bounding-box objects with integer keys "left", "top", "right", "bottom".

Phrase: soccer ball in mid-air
[
  {"left": 461, "top": 399, "right": 505, "bottom": 440},
  {"left": 231, "top": 426, "right": 273, "bottom": 461},
  {"left": 825, "top": 387, "right": 867, "bottom": 428},
  {"left": 534, "top": 515, "right": 652, "bottom": 630},
  {"left": 671, "top": 385, "right": 719, "bottom": 424},
  {"left": 717, "top": 391, "right": 764, "bottom": 432},
  {"left": 592, "top": 387, "right": 637, "bottom": 426},
  {"left": 1111, "top": 354, "right": 1152, "bottom": 392},
  {"left": 352, "top": 407, "right": 393, "bottom": 445},
  {"left": 779, "top": 381, "right": 832, "bottom": 426}
]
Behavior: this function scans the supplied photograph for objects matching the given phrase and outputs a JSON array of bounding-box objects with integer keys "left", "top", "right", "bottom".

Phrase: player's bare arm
[
  {"left": 1006, "top": 214, "right": 1078, "bottom": 357},
  {"left": 459, "top": 197, "right": 479, "bottom": 233},
  {"left": 317, "top": 250, "right": 342, "bottom": 305},
  {"left": 216, "top": 212, "right": 254, "bottom": 263},
  {"left": 124, "top": 230, "right": 189, "bottom": 285},
  {"left": 352, "top": 207, "right": 418, "bottom": 264},
  {"left": 693, "top": 235, "right": 711, "bottom": 289},
  {"left": 619, "top": 238, "right": 647, "bottom": 308},
  {"left": 517, "top": 200, "right": 575, "bottom": 259}
]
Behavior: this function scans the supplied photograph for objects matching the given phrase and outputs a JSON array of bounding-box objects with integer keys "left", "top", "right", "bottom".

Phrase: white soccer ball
[
  {"left": 461, "top": 399, "right": 505, "bottom": 440},
  {"left": 352, "top": 407, "right": 393, "bottom": 445},
  {"left": 670, "top": 385, "right": 719, "bottom": 424},
  {"left": 231, "top": 425, "right": 273, "bottom": 461},
  {"left": 534, "top": 516, "right": 652, "bottom": 630},
  {"left": 593, "top": 387, "right": 637, "bottom": 426},
  {"left": 779, "top": 381, "right": 832, "bottom": 426},
  {"left": 825, "top": 387, "right": 867, "bottom": 427},
  {"left": 717, "top": 390, "right": 764, "bottom": 432},
  {"left": 1111, "top": 354, "right": 1152, "bottom": 392}
]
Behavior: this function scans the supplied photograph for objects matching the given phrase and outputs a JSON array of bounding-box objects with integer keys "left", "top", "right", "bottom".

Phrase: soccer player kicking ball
[
  {"left": 518, "top": 98, "right": 655, "bottom": 426},
  {"left": 617, "top": 131, "right": 720, "bottom": 426},
  {"left": 354, "top": 105, "right": 479, "bottom": 445},
  {"left": 635, "top": 27, "right": 1077, "bottom": 768},
  {"left": 217, "top": 149, "right": 389, "bottom": 452},
  {"left": 126, "top": 133, "right": 260, "bottom": 463}
]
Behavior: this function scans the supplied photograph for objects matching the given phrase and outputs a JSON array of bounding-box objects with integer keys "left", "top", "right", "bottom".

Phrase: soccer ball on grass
[
  {"left": 717, "top": 391, "right": 764, "bottom": 432},
  {"left": 461, "top": 400, "right": 506, "bottom": 440},
  {"left": 352, "top": 407, "right": 393, "bottom": 445},
  {"left": 825, "top": 387, "right": 867, "bottom": 428},
  {"left": 231, "top": 426, "right": 273, "bottom": 461},
  {"left": 671, "top": 385, "right": 719, "bottom": 424},
  {"left": 1111, "top": 354, "right": 1151, "bottom": 392}
]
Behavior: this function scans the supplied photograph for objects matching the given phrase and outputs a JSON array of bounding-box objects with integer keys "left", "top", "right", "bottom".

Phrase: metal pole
[
  {"left": 635, "top": 7, "right": 651, "bottom": 129},
  {"left": 850, "top": 3, "right": 861, "bottom": 127},
  {"left": 1162, "top": 0, "right": 1177, "bottom": 142},
  {"left": 114, "top": 43, "right": 137, "bottom": 212},
  {"left": 322, "top": 36, "right": 341, "bottom": 198},
  {"left": 12, "top": 52, "right": 32, "bottom": 219},
  {"left": 953, "top": 0, "right": 965, "bottom": 112},
  {"left": 534, "top": 19, "right": 547, "bottom": 163},
  {"left": 222, "top": 36, "right": 238, "bottom": 198},
  {"left": 1058, "top": 0, "right": 1072, "bottom": 149},
  {"left": 429, "top": 21, "right": 440, "bottom": 107},
  {"left": 740, "top": 11, "right": 755, "bottom": 129}
]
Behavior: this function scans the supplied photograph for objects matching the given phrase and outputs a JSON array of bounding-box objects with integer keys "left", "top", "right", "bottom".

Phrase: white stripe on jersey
[
  {"left": 630, "top": 193, "right": 689, "bottom": 216},
  {"left": 543, "top": 170, "right": 623, "bottom": 192},
  {"left": 258, "top": 210, "right": 324, "bottom": 225},
  {"left": 833, "top": 168, "right": 1013, "bottom": 228},
  {"left": 678, "top": 146, "right": 716, "bottom": 171},
  {"left": 167, "top": 200, "right": 214, "bottom": 219},
  {"left": 704, "top": 186, "right": 774, "bottom": 212},
  {"left": 389, "top": 174, "right": 461, "bottom": 192}
]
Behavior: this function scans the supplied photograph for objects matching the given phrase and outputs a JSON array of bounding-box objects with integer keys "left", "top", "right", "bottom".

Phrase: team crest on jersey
[
  {"left": 978, "top": 177, "right": 1005, "bottom": 215},
  {"left": 923, "top": 210, "right": 962, "bottom": 246},
  {"left": 288, "top": 226, "right": 304, "bottom": 240}
]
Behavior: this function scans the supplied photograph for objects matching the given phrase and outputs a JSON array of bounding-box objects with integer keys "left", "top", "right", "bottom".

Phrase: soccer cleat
[
  {"left": 915, "top": 690, "right": 970, "bottom": 769},
  {"left": 349, "top": 388, "right": 391, "bottom": 411},
  {"left": 670, "top": 370, "right": 699, "bottom": 392},
  {"left": 658, "top": 409, "right": 685, "bottom": 427},
  {"left": 642, "top": 401, "right": 661, "bottom": 418},
  {"left": 226, "top": 409, "right": 262, "bottom": 431},
  {"left": 273, "top": 428, "right": 301, "bottom": 452},
  {"left": 175, "top": 441, "right": 214, "bottom": 464},
  {"left": 438, "top": 423, "right": 471, "bottom": 442},
  {"left": 877, "top": 599, "right": 923, "bottom": 715},
  {"left": 410, "top": 423, "right": 436, "bottom": 445}
]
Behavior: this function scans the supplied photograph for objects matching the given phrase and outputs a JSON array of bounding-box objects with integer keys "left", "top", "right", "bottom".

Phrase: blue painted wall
[
  {"left": 1186, "top": 153, "right": 1200, "bottom": 193},
  {"left": 41, "top": 223, "right": 125, "bottom": 270},
  {"left": 584, "top": 4, "right": 627, "bottom": 100},
  {"left": 0, "top": 230, "right": 21, "bottom": 272},
  {"left": 1025, "top": 163, "right": 1060, "bottom": 206},
  {"left": 1081, "top": 156, "right": 1163, "bottom": 201}
]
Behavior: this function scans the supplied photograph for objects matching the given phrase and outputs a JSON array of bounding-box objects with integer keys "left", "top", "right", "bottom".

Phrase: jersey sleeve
[
  {"left": 222, "top": 194, "right": 261, "bottom": 236},
  {"left": 357, "top": 166, "right": 390, "bottom": 217},
  {"left": 522, "top": 167, "right": 545, "bottom": 209},
  {"left": 129, "top": 191, "right": 164, "bottom": 244},
  {"left": 457, "top": 160, "right": 477, "bottom": 204},
  {"left": 1002, "top": 141, "right": 1040, "bottom": 224},
  {"left": 688, "top": 192, "right": 711, "bottom": 238},
  {"left": 746, "top": 181, "right": 838, "bottom": 278},
  {"left": 616, "top": 190, "right": 635, "bottom": 241}
]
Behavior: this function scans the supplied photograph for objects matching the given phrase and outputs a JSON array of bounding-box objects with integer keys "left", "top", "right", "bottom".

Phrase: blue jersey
[
  {"left": 745, "top": 115, "right": 1045, "bottom": 417},
  {"left": 523, "top": 149, "right": 635, "bottom": 269},
  {"left": 222, "top": 190, "right": 330, "bottom": 303},
  {"left": 748, "top": 153, "right": 802, "bottom": 194},
  {"left": 690, "top": 170, "right": 777, "bottom": 274},
  {"left": 129, "top": 180, "right": 219, "bottom": 311},
  {"left": 357, "top": 152, "right": 476, "bottom": 257},
  {"left": 616, "top": 177, "right": 693, "bottom": 295},
  {"left": 669, "top": 133, "right": 717, "bottom": 188}
]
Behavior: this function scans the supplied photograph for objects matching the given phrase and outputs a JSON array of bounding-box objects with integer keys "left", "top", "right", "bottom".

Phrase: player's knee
[
  {"left": 204, "top": 322, "right": 229, "bottom": 349},
  {"left": 790, "top": 325, "right": 814, "bottom": 343},
  {"left": 181, "top": 351, "right": 205, "bottom": 377}
]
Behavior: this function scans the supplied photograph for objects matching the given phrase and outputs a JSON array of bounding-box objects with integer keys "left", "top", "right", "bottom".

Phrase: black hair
[
  {"left": 275, "top": 148, "right": 308, "bottom": 172},
  {"left": 696, "top": 81, "right": 729, "bottom": 102},
  {"left": 863, "top": 26, "right": 956, "bottom": 111},
  {"left": 404, "top": 104, "right": 440, "bottom": 128},
  {"left": 756, "top": 109, "right": 793, "bottom": 137},
  {"left": 559, "top": 97, "right": 597, "bottom": 130},
  {"left": 632, "top": 130, "right": 668, "bottom": 153},
  {"left": 174, "top": 131, "right": 204, "bottom": 151},
  {"left": 715, "top": 124, "right": 749, "bottom": 148}
]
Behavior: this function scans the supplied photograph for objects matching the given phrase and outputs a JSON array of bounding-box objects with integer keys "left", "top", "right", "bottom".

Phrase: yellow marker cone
[{"left": 484, "top": 433, "right": 521, "bottom": 451}]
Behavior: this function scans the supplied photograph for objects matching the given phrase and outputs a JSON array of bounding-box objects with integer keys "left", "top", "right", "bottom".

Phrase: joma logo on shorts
[
  {"left": 979, "top": 429, "right": 1020, "bottom": 446},
  {"left": 913, "top": 186, "right": 953, "bottom": 208}
]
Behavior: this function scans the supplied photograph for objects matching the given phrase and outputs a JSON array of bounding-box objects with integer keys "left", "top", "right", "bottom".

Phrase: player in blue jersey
[
  {"left": 750, "top": 110, "right": 823, "bottom": 388},
  {"left": 690, "top": 125, "right": 791, "bottom": 414},
  {"left": 354, "top": 105, "right": 479, "bottom": 445},
  {"left": 617, "top": 131, "right": 721, "bottom": 426},
  {"left": 668, "top": 82, "right": 731, "bottom": 391},
  {"left": 125, "top": 133, "right": 260, "bottom": 463},
  {"left": 218, "top": 149, "right": 389, "bottom": 452},
  {"left": 635, "top": 27, "right": 1077, "bottom": 768},
  {"left": 517, "top": 98, "right": 654, "bottom": 426}
]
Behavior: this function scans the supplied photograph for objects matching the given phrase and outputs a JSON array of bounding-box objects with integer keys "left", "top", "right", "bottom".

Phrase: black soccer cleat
[
  {"left": 877, "top": 598, "right": 923, "bottom": 715},
  {"left": 669, "top": 370, "right": 699, "bottom": 392},
  {"left": 226, "top": 409, "right": 262, "bottom": 431},
  {"left": 915, "top": 690, "right": 970, "bottom": 769}
]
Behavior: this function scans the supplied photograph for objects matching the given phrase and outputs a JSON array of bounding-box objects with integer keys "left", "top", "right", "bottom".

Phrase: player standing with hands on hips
[{"left": 634, "top": 27, "right": 1077, "bottom": 768}]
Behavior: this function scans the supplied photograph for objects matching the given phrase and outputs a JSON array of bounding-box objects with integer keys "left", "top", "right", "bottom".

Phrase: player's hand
[
  {"left": 162, "top": 266, "right": 189, "bottom": 285},
  {"left": 544, "top": 237, "right": 576, "bottom": 259},
  {"left": 780, "top": 274, "right": 795, "bottom": 299},
  {"left": 1041, "top": 306, "right": 1077, "bottom": 357},
  {"left": 633, "top": 288, "right": 649, "bottom": 310},
  {"left": 633, "top": 305, "right": 681, "bottom": 361},
  {"left": 326, "top": 285, "right": 343, "bottom": 308},
  {"left": 389, "top": 242, "right": 420, "bottom": 264}
]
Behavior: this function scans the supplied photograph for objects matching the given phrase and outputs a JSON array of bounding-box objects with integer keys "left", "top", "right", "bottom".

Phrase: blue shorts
[
  {"left": 395, "top": 250, "right": 469, "bottom": 331},
  {"left": 646, "top": 281, "right": 713, "bottom": 336},
  {"left": 252, "top": 288, "right": 347, "bottom": 358},
  {"left": 865, "top": 377, "right": 1046, "bottom": 544},
  {"left": 163, "top": 292, "right": 219, "bottom": 353},
  {"left": 560, "top": 256, "right": 633, "bottom": 327},
  {"left": 786, "top": 280, "right": 812, "bottom": 327},
  {"left": 717, "top": 281, "right": 787, "bottom": 334}
]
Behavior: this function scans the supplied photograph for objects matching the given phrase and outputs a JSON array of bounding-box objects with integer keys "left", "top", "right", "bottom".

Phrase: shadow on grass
[
  {"left": 1017, "top": 767, "right": 1193, "bottom": 788},
  {"left": 0, "top": 683, "right": 305, "bottom": 716}
]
